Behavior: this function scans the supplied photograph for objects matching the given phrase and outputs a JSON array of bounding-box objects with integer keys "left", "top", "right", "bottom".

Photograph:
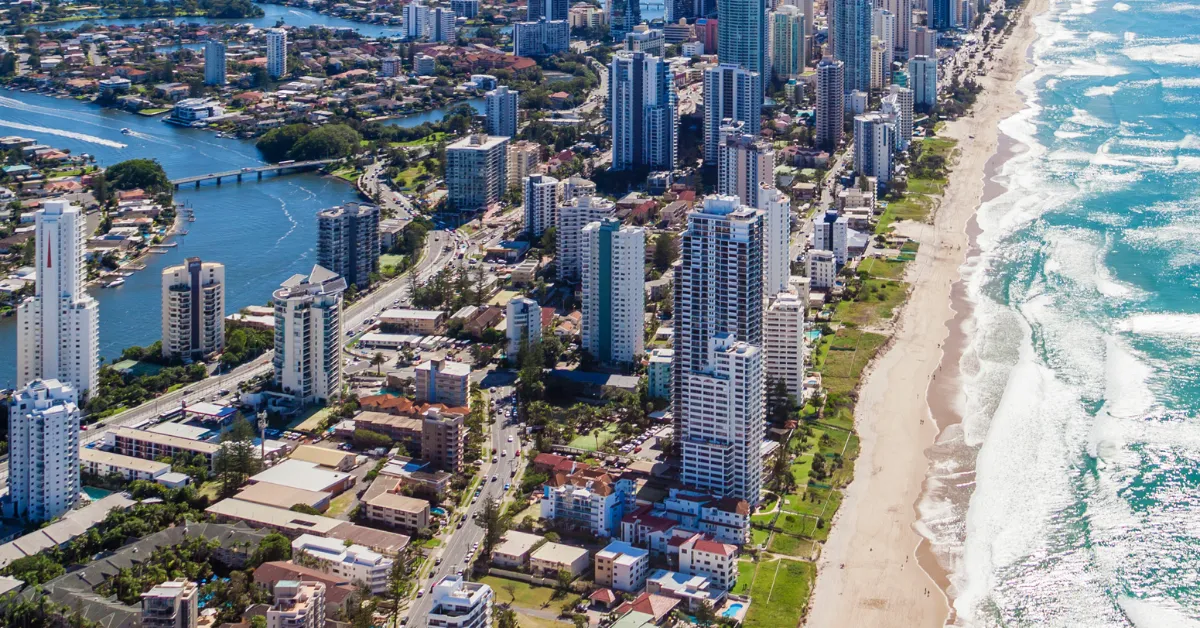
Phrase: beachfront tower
[
  {"left": 317, "top": 202, "right": 381, "bottom": 290},
  {"left": 8, "top": 379, "right": 81, "bottom": 523},
  {"left": 581, "top": 219, "right": 645, "bottom": 366},
  {"left": 703, "top": 63, "right": 762, "bottom": 164}
]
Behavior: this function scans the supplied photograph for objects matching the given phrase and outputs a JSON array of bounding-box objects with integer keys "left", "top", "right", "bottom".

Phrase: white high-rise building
[
  {"left": 140, "top": 579, "right": 199, "bottom": 628},
  {"left": 884, "top": 0, "right": 912, "bottom": 59},
  {"left": 883, "top": 84, "right": 914, "bottom": 148},
  {"left": 812, "top": 209, "right": 850, "bottom": 264},
  {"left": 870, "top": 38, "right": 887, "bottom": 91},
  {"left": 506, "top": 296, "right": 542, "bottom": 358},
  {"left": 854, "top": 112, "right": 896, "bottom": 183},
  {"left": 8, "top": 379, "right": 80, "bottom": 522},
  {"left": 204, "top": 40, "right": 226, "bottom": 86},
  {"left": 758, "top": 186, "right": 791, "bottom": 297},
  {"left": 680, "top": 335, "right": 765, "bottom": 504},
  {"left": 675, "top": 196, "right": 765, "bottom": 505},
  {"left": 266, "top": 28, "right": 287, "bottom": 79},
  {"left": 485, "top": 86, "right": 519, "bottom": 138},
  {"left": 815, "top": 59, "right": 845, "bottom": 151},
  {"left": 872, "top": 9, "right": 896, "bottom": 83},
  {"left": 807, "top": 249, "right": 837, "bottom": 289},
  {"left": 430, "top": 7, "right": 457, "bottom": 42},
  {"left": 717, "top": 124, "right": 775, "bottom": 208},
  {"left": 769, "top": 6, "right": 806, "bottom": 80},
  {"left": 404, "top": 1, "right": 430, "bottom": 39},
  {"left": 513, "top": 19, "right": 570, "bottom": 57},
  {"left": 581, "top": 219, "right": 645, "bottom": 365},
  {"left": 317, "top": 202, "right": 381, "bottom": 290},
  {"left": 291, "top": 535, "right": 393, "bottom": 594},
  {"left": 702, "top": 64, "right": 761, "bottom": 164},
  {"left": 909, "top": 55, "right": 938, "bottom": 111},
  {"left": 446, "top": 134, "right": 509, "bottom": 212},
  {"left": 272, "top": 266, "right": 346, "bottom": 405},
  {"left": 557, "top": 195, "right": 616, "bottom": 283},
  {"left": 523, "top": 174, "right": 559, "bottom": 239},
  {"left": 625, "top": 26, "right": 666, "bottom": 57},
  {"left": 17, "top": 200, "right": 99, "bottom": 400},
  {"left": 429, "top": 576, "right": 494, "bottom": 628},
  {"left": 610, "top": 51, "right": 677, "bottom": 171},
  {"left": 764, "top": 291, "right": 806, "bottom": 402},
  {"left": 161, "top": 258, "right": 225, "bottom": 360}
]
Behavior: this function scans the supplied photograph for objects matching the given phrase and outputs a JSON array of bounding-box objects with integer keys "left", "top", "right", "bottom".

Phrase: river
[{"left": 0, "top": 90, "right": 481, "bottom": 389}]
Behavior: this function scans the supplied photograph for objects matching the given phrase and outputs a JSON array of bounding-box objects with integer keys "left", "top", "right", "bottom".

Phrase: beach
[{"left": 803, "top": 0, "right": 1050, "bottom": 626}]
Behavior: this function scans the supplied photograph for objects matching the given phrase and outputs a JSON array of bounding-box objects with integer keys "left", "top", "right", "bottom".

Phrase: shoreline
[{"left": 804, "top": 0, "right": 1049, "bottom": 625}]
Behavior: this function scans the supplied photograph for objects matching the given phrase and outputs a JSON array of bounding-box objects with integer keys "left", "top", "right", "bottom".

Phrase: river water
[{"left": 0, "top": 87, "right": 480, "bottom": 389}]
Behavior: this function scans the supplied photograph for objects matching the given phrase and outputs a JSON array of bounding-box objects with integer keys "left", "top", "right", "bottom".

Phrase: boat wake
[{"left": 0, "top": 119, "right": 126, "bottom": 148}]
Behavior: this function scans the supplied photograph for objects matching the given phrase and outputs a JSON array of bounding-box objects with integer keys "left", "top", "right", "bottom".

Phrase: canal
[{"left": 0, "top": 89, "right": 481, "bottom": 388}]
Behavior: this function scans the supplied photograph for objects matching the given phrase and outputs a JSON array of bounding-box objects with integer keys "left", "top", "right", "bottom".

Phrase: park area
[{"left": 734, "top": 558, "right": 815, "bottom": 627}]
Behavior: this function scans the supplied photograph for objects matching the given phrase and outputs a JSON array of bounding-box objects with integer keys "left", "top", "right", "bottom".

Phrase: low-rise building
[
  {"left": 595, "top": 541, "right": 650, "bottom": 592},
  {"left": 529, "top": 542, "right": 591, "bottom": 578},
  {"left": 645, "top": 569, "right": 726, "bottom": 611},
  {"left": 81, "top": 448, "right": 170, "bottom": 482},
  {"left": 289, "top": 444, "right": 357, "bottom": 471},
  {"left": 364, "top": 492, "right": 431, "bottom": 533},
  {"left": 541, "top": 465, "right": 634, "bottom": 537},
  {"left": 249, "top": 459, "right": 355, "bottom": 496},
  {"left": 676, "top": 534, "right": 738, "bottom": 591},
  {"left": 107, "top": 427, "right": 219, "bottom": 469},
  {"left": 379, "top": 308, "right": 446, "bottom": 334},
  {"left": 647, "top": 348, "right": 673, "bottom": 400},
  {"left": 490, "top": 531, "right": 544, "bottom": 569},
  {"left": 234, "top": 482, "right": 332, "bottom": 513},
  {"left": 415, "top": 359, "right": 471, "bottom": 408},
  {"left": 291, "top": 534, "right": 393, "bottom": 594}
]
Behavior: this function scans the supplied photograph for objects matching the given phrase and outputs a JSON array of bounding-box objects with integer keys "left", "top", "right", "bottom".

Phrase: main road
[
  {"left": 403, "top": 384, "right": 526, "bottom": 627},
  {"left": 0, "top": 229, "right": 460, "bottom": 483}
]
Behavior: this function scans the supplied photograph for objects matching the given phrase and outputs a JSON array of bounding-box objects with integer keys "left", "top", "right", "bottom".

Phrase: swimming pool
[
  {"left": 722, "top": 603, "right": 744, "bottom": 618},
  {"left": 82, "top": 486, "right": 112, "bottom": 501}
]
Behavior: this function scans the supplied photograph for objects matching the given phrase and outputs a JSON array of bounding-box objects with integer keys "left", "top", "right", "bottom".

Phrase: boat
[
  {"left": 103, "top": 278, "right": 125, "bottom": 288},
  {"left": 120, "top": 128, "right": 132, "bottom": 134}
]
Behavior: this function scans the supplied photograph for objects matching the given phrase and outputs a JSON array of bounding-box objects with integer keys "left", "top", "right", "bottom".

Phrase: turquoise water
[
  {"left": 919, "top": 0, "right": 1200, "bottom": 625},
  {"left": 721, "top": 603, "right": 744, "bottom": 618},
  {"left": 82, "top": 486, "right": 112, "bottom": 500}
]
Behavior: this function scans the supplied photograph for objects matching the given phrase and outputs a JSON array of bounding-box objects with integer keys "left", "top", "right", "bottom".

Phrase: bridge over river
[{"left": 170, "top": 158, "right": 339, "bottom": 188}]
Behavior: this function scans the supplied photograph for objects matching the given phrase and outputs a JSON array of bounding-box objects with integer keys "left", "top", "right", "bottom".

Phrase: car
[
  {"left": 457, "top": 520, "right": 464, "bottom": 528},
  {"left": 504, "top": 483, "right": 510, "bottom": 490},
  {"left": 471, "top": 496, "right": 478, "bottom": 504},
  {"left": 633, "top": 447, "right": 642, "bottom": 453},
  {"left": 492, "top": 456, "right": 498, "bottom": 463},
  {"left": 501, "top": 450, "right": 506, "bottom": 457},
  {"left": 416, "top": 590, "right": 424, "bottom": 598},
  {"left": 507, "top": 435, "right": 513, "bottom": 442},
  {"left": 463, "top": 555, "right": 470, "bottom": 563},
  {"left": 435, "top": 557, "right": 443, "bottom": 565},
  {"left": 80, "top": 425, "right": 89, "bottom": 431},
  {"left": 491, "top": 475, "right": 498, "bottom": 481}
]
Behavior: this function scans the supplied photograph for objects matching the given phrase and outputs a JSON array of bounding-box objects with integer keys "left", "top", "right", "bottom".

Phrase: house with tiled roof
[{"left": 614, "top": 592, "right": 680, "bottom": 624}]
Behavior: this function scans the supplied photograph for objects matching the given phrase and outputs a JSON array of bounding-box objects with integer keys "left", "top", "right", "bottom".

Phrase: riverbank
[{"left": 803, "top": 0, "right": 1049, "bottom": 625}]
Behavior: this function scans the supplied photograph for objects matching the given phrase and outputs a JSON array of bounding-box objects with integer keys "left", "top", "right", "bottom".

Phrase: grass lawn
[
  {"left": 732, "top": 559, "right": 760, "bottom": 596},
  {"left": 137, "top": 108, "right": 169, "bottom": 115},
  {"left": 197, "top": 482, "right": 222, "bottom": 501},
  {"left": 814, "top": 328, "right": 889, "bottom": 397},
  {"left": 331, "top": 167, "right": 362, "bottom": 183},
  {"left": 513, "top": 615, "right": 571, "bottom": 628},
  {"left": 742, "top": 559, "right": 816, "bottom": 628},
  {"left": 325, "top": 492, "right": 356, "bottom": 518},
  {"left": 567, "top": 423, "right": 619, "bottom": 451},
  {"left": 392, "top": 131, "right": 447, "bottom": 147},
  {"left": 380, "top": 253, "right": 406, "bottom": 269},
  {"left": 858, "top": 257, "right": 908, "bottom": 280},
  {"left": 393, "top": 161, "right": 438, "bottom": 190},
  {"left": 751, "top": 526, "right": 770, "bottom": 547},
  {"left": 833, "top": 279, "right": 907, "bottom": 327},
  {"left": 478, "top": 576, "right": 580, "bottom": 615},
  {"left": 768, "top": 532, "right": 816, "bottom": 558}
]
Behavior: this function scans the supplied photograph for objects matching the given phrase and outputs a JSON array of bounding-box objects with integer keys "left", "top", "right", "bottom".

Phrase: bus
[{"left": 159, "top": 407, "right": 183, "bottom": 421}]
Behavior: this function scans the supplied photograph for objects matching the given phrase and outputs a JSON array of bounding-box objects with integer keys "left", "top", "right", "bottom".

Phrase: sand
[{"left": 803, "top": 1, "right": 1050, "bottom": 626}]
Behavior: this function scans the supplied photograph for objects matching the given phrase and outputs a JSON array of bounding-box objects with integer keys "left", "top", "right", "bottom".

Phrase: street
[{"left": 402, "top": 384, "right": 526, "bottom": 627}]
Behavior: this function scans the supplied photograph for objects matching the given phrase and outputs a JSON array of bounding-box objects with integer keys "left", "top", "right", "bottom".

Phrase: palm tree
[{"left": 371, "top": 352, "right": 387, "bottom": 375}]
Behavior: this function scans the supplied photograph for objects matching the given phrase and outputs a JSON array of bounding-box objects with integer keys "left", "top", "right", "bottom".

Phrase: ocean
[{"left": 920, "top": 0, "right": 1200, "bottom": 625}]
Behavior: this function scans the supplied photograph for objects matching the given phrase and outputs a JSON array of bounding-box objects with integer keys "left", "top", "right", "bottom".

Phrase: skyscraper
[
  {"left": 266, "top": 28, "right": 287, "bottom": 79},
  {"left": 815, "top": 59, "right": 845, "bottom": 151},
  {"left": 557, "top": 194, "right": 616, "bottom": 283},
  {"left": 485, "top": 85, "right": 519, "bottom": 138},
  {"left": 527, "top": 0, "right": 568, "bottom": 22},
  {"left": 513, "top": 18, "right": 570, "bottom": 57},
  {"left": 161, "top": 258, "right": 225, "bottom": 360},
  {"left": 317, "top": 202, "right": 380, "bottom": 290},
  {"left": 717, "top": 124, "right": 775, "bottom": 207},
  {"left": 523, "top": 174, "right": 559, "bottom": 238},
  {"left": 446, "top": 134, "right": 509, "bottom": 211},
  {"left": 870, "top": 37, "right": 888, "bottom": 90},
  {"left": 506, "top": 296, "right": 542, "bottom": 357},
  {"left": 909, "top": 55, "right": 938, "bottom": 111},
  {"left": 854, "top": 112, "right": 896, "bottom": 183},
  {"left": 8, "top": 379, "right": 80, "bottom": 522},
  {"left": 758, "top": 185, "right": 791, "bottom": 297},
  {"left": 872, "top": 8, "right": 895, "bottom": 81},
  {"left": 17, "top": 200, "right": 98, "bottom": 400},
  {"left": 609, "top": 0, "right": 641, "bottom": 38},
  {"left": 430, "top": 7, "right": 457, "bottom": 42},
  {"left": 931, "top": 0, "right": 952, "bottom": 30},
  {"left": 702, "top": 63, "right": 761, "bottom": 164},
  {"left": 610, "top": 51, "right": 677, "bottom": 171},
  {"left": 769, "top": 6, "right": 806, "bottom": 80},
  {"left": 883, "top": 84, "right": 914, "bottom": 148},
  {"left": 764, "top": 291, "right": 806, "bottom": 402},
  {"left": 404, "top": 1, "right": 430, "bottom": 39},
  {"left": 581, "top": 219, "right": 645, "bottom": 366},
  {"left": 674, "top": 196, "right": 765, "bottom": 504},
  {"left": 909, "top": 25, "right": 936, "bottom": 59},
  {"left": 833, "top": 0, "right": 872, "bottom": 93},
  {"left": 884, "top": 0, "right": 912, "bottom": 59},
  {"left": 272, "top": 266, "right": 347, "bottom": 405},
  {"left": 717, "top": 0, "right": 766, "bottom": 95},
  {"left": 204, "top": 40, "right": 226, "bottom": 86}
]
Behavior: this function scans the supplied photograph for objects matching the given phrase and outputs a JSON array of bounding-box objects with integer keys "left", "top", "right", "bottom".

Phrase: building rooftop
[
  {"left": 146, "top": 422, "right": 213, "bottom": 441},
  {"left": 365, "top": 492, "right": 430, "bottom": 514},
  {"left": 289, "top": 444, "right": 356, "bottom": 469},
  {"left": 249, "top": 459, "right": 351, "bottom": 493},
  {"left": 597, "top": 540, "right": 649, "bottom": 566},
  {"left": 380, "top": 308, "right": 446, "bottom": 320},
  {"left": 530, "top": 542, "right": 590, "bottom": 566},
  {"left": 111, "top": 426, "right": 220, "bottom": 454},
  {"left": 205, "top": 499, "right": 344, "bottom": 535},
  {"left": 234, "top": 482, "right": 331, "bottom": 511},
  {"left": 80, "top": 447, "right": 170, "bottom": 474},
  {"left": 492, "top": 530, "right": 544, "bottom": 558}
]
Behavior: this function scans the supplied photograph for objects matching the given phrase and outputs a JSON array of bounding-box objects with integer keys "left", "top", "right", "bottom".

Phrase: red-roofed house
[
  {"left": 614, "top": 592, "right": 680, "bottom": 624},
  {"left": 589, "top": 587, "right": 619, "bottom": 611},
  {"left": 620, "top": 505, "right": 679, "bottom": 554}
]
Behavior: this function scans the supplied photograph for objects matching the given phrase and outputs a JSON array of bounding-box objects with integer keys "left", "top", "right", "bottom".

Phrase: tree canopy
[{"left": 104, "top": 158, "right": 172, "bottom": 196}]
